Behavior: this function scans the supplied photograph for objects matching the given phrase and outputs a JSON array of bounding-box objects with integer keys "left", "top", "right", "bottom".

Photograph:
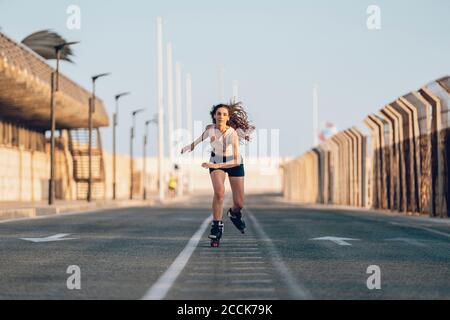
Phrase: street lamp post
[
  {"left": 113, "top": 92, "right": 130, "bottom": 200},
  {"left": 130, "top": 109, "right": 145, "bottom": 200},
  {"left": 49, "top": 41, "right": 79, "bottom": 206},
  {"left": 88, "top": 72, "right": 111, "bottom": 202},
  {"left": 313, "top": 84, "right": 319, "bottom": 147},
  {"left": 186, "top": 73, "right": 193, "bottom": 193},
  {"left": 156, "top": 17, "right": 165, "bottom": 202},
  {"left": 143, "top": 116, "right": 157, "bottom": 200}
]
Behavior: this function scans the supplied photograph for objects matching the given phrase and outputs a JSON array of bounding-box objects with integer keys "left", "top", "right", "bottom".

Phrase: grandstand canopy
[{"left": 0, "top": 32, "right": 109, "bottom": 130}]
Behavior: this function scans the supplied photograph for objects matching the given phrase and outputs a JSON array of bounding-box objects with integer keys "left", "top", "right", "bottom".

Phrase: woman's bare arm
[{"left": 181, "top": 125, "right": 213, "bottom": 154}]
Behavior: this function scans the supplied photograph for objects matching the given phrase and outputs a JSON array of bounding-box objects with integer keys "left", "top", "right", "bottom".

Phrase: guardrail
[{"left": 282, "top": 76, "right": 450, "bottom": 218}]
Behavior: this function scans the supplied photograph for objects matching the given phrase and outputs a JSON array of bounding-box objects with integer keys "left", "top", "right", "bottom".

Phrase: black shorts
[{"left": 209, "top": 163, "right": 245, "bottom": 177}]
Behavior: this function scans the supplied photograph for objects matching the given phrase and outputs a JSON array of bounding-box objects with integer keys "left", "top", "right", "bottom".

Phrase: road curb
[
  {"left": 276, "top": 198, "right": 450, "bottom": 223},
  {"left": 0, "top": 208, "right": 37, "bottom": 220},
  {"left": 0, "top": 199, "right": 156, "bottom": 222}
]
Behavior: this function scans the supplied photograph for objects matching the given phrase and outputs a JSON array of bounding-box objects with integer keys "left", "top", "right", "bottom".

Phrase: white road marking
[
  {"left": 231, "top": 279, "right": 273, "bottom": 284},
  {"left": 229, "top": 246, "right": 260, "bottom": 249},
  {"left": 225, "top": 252, "right": 261, "bottom": 254},
  {"left": 231, "top": 267, "right": 267, "bottom": 270},
  {"left": 389, "top": 221, "right": 450, "bottom": 239},
  {"left": 20, "top": 233, "right": 77, "bottom": 243},
  {"left": 245, "top": 208, "right": 313, "bottom": 299},
  {"left": 230, "top": 261, "right": 265, "bottom": 265},
  {"left": 141, "top": 215, "right": 212, "bottom": 300},
  {"left": 415, "top": 227, "right": 450, "bottom": 239},
  {"left": 188, "top": 273, "right": 270, "bottom": 277},
  {"left": 198, "top": 250, "right": 260, "bottom": 255},
  {"left": 178, "top": 287, "right": 276, "bottom": 293},
  {"left": 241, "top": 297, "right": 279, "bottom": 301},
  {"left": 385, "top": 238, "right": 427, "bottom": 247},
  {"left": 183, "top": 279, "right": 272, "bottom": 285},
  {"left": 224, "top": 256, "right": 263, "bottom": 259},
  {"left": 310, "top": 236, "right": 360, "bottom": 246},
  {"left": 225, "top": 241, "right": 258, "bottom": 244}
]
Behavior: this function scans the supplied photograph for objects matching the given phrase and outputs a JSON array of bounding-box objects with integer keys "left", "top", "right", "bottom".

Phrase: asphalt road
[{"left": 0, "top": 193, "right": 449, "bottom": 300}]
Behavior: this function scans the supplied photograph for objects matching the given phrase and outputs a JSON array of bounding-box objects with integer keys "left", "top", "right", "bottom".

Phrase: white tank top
[{"left": 207, "top": 126, "right": 243, "bottom": 164}]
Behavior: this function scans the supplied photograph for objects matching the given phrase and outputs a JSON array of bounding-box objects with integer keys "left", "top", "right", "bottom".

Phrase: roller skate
[
  {"left": 227, "top": 208, "right": 246, "bottom": 234},
  {"left": 208, "top": 220, "right": 224, "bottom": 248}
]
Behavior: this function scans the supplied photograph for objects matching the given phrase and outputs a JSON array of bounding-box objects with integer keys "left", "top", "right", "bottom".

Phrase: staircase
[{"left": 68, "top": 129, "right": 106, "bottom": 200}]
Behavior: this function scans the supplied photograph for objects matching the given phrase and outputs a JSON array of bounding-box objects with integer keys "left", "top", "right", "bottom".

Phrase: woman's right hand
[{"left": 181, "top": 145, "right": 192, "bottom": 154}]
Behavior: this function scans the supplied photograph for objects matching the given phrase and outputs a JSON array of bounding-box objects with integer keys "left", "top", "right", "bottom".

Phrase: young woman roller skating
[{"left": 181, "top": 102, "right": 255, "bottom": 247}]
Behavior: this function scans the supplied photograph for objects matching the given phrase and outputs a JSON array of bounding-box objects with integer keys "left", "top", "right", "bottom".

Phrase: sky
[{"left": 1, "top": 0, "right": 450, "bottom": 158}]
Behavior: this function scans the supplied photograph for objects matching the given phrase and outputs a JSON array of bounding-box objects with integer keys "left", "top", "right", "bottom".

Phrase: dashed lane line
[
  {"left": 245, "top": 208, "right": 313, "bottom": 299},
  {"left": 141, "top": 215, "right": 212, "bottom": 300}
]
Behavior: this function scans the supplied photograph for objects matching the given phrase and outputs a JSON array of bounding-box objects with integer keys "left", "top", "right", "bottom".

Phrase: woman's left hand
[{"left": 202, "top": 162, "right": 214, "bottom": 169}]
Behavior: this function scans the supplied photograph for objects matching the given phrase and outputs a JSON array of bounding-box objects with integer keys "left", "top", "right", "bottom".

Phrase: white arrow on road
[
  {"left": 310, "top": 236, "right": 360, "bottom": 246},
  {"left": 20, "top": 234, "right": 77, "bottom": 243}
]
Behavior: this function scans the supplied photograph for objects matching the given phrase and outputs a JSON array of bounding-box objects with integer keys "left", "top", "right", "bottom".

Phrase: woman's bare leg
[
  {"left": 228, "top": 176, "right": 245, "bottom": 211},
  {"left": 210, "top": 170, "right": 227, "bottom": 221}
]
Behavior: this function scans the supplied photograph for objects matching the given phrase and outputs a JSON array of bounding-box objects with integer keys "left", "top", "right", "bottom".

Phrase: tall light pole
[
  {"left": 218, "top": 65, "right": 225, "bottom": 102},
  {"left": 130, "top": 108, "right": 145, "bottom": 200},
  {"left": 232, "top": 80, "right": 239, "bottom": 103},
  {"left": 313, "top": 84, "right": 319, "bottom": 147},
  {"left": 167, "top": 43, "right": 175, "bottom": 165},
  {"left": 88, "top": 72, "right": 111, "bottom": 202},
  {"left": 156, "top": 17, "right": 165, "bottom": 201},
  {"left": 175, "top": 62, "right": 183, "bottom": 133},
  {"left": 49, "top": 41, "right": 79, "bottom": 205},
  {"left": 144, "top": 116, "right": 158, "bottom": 200},
  {"left": 186, "top": 73, "right": 193, "bottom": 193},
  {"left": 113, "top": 92, "right": 130, "bottom": 200},
  {"left": 175, "top": 62, "right": 183, "bottom": 197}
]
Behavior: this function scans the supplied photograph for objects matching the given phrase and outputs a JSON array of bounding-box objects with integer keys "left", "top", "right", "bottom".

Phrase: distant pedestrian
[{"left": 168, "top": 172, "right": 178, "bottom": 198}]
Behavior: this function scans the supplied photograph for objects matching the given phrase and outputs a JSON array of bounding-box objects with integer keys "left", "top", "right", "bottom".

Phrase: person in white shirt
[{"left": 181, "top": 102, "right": 255, "bottom": 246}]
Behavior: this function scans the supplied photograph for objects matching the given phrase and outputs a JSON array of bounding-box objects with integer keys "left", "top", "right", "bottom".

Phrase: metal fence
[
  {"left": 282, "top": 76, "right": 450, "bottom": 218},
  {"left": 0, "top": 118, "right": 46, "bottom": 152}
]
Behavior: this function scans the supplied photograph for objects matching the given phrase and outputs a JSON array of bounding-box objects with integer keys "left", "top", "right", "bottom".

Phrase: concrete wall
[
  {"left": 0, "top": 143, "right": 284, "bottom": 202},
  {"left": 133, "top": 156, "right": 285, "bottom": 195},
  {"left": 0, "top": 142, "right": 77, "bottom": 202},
  {"left": 103, "top": 152, "right": 132, "bottom": 200},
  {"left": 0, "top": 146, "right": 49, "bottom": 202}
]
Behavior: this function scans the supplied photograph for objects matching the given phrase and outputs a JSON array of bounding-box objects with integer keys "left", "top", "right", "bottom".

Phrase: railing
[
  {"left": 0, "top": 119, "right": 46, "bottom": 152},
  {"left": 283, "top": 76, "right": 450, "bottom": 218},
  {"left": 68, "top": 129, "right": 106, "bottom": 200}
]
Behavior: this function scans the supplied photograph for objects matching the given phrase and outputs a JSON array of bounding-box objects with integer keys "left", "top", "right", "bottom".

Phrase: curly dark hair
[{"left": 210, "top": 102, "right": 255, "bottom": 142}]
